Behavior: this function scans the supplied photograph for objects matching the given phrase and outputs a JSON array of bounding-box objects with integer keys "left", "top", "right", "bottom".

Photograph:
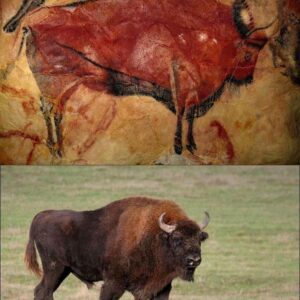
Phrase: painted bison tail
[
  {"left": 24, "top": 229, "right": 42, "bottom": 278},
  {"left": 3, "top": 0, "right": 45, "bottom": 33}
]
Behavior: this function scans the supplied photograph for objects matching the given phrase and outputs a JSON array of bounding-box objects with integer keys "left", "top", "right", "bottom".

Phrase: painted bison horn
[
  {"left": 233, "top": 0, "right": 278, "bottom": 39},
  {"left": 158, "top": 213, "right": 177, "bottom": 233},
  {"left": 246, "top": 18, "right": 279, "bottom": 38},
  {"left": 199, "top": 211, "right": 210, "bottom": 230}
]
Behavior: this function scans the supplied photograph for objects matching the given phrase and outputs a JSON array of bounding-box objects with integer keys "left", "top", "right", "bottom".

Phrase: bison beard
[{"left": 24, "top": 197, "right": 209, "bottom": 299}]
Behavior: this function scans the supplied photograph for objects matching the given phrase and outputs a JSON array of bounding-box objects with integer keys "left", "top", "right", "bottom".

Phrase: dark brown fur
[{"left": 24, "top": 197, "right": 209, "bottom": 300}]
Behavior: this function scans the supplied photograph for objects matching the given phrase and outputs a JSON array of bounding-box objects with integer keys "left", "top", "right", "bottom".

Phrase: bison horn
[
  {"left": 158, "top": 213, "right": 176, "bottom": 233},
  {"left": 233, "top": 0, "right": 279, "bottom": 39},
  {"left": 199, "top": 211, "right": 210, "bottom": 230},
  {"left": 233, "top": 0, "right": 255, "bottom": 37},
  {"left": 246, "top": 18, "right": 279, "bottom": 37}
]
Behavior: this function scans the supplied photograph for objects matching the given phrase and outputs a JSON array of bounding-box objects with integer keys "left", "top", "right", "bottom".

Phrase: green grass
[{"left": 1, "top": 166, "right": 299, "bottom": 300}]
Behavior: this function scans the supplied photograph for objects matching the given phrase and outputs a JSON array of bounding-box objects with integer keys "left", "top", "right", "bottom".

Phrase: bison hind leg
[
  {"left": 34, "top": 265, "right": 70, "bottom": 300},
  {"left": 40, "top": 97, "right": 59, "bottom": 158}
]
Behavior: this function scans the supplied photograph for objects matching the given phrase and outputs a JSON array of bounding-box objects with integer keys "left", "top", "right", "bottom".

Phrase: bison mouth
[
  {"left": 179, "top": 265, "right": 198, "bottom": 282},
  {"left": 186, "top": 266, "right": 197, "bottom": 281}
]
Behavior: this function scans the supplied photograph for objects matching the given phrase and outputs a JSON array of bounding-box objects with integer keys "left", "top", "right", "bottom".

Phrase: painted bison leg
[
  {"left": 54, "top": 113, "right": 63, "bottom": 158},
  {"left": 185, "top": 90, "right": 206, "bottom": 154},
  {"left": 170, "top": 60, "right": 185, "bottom": 155},
  {"left": 185, "top": 82, "right": 226, "bottom": 154},
  {"left": 153, "top": 283, "right": 172, "bottom": 300},
  {"left": 170, "top": 60, "right": 202, "bottom": 155},
  {"left": 40, "top": 96, "right": 56, "bottom": 157},
  {"left": 174, "top": 107, "right": 185, "bottom": 155},
  {"left": 100, "top": 281, "right": 125, "bottom": 300},
  {"left": 3, "top": 0, "right": 45, "bottom": 33},
  {"left": 34, "top": 265, "right": 70, "bottom": 300},
  {"left": 186, "top": 113, "right": 197, "bottom": 154}
]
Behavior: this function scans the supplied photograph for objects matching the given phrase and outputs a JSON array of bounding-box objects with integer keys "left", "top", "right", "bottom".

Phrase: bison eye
[
  {"left": 172, "top": 236, "right": 183, "bottom": 247},
  {"left": 244, "top": 52, "right": 252, "bottom": 62}
]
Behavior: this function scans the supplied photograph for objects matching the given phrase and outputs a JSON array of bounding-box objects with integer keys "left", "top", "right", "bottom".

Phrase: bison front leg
[
  {"left": 186, "top": 114, "right": 197, "bottom": 153},
  {"left": 170, "top": 60, "right": 185, "bottom": 155},
  {"left": 174, "top": 93, "right": 199, "bottom": 155},
  {"left": 100, "top": 281, "right": 125, "bottom": 300},
  {"left": 174, "top": 107, "right": 185, "bottom": 154},
  {"left": 54, "top": 113, "right": 63, "bottom": 158},
  {"left": 153, "top": 283, "right": 172, "bottom": 300}
]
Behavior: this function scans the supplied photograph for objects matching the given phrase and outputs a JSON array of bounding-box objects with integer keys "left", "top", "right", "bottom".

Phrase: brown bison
[{"left": 25, "top": 196, "right": 210, "bottom": 299}]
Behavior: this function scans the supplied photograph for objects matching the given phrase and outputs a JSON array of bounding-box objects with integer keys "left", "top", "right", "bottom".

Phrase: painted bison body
[
  {"left": 3, "top": 0, "right": 275, "bottom": 158},
  {"left": 25, "top": 197, "right": 210, "bottom": 299}
]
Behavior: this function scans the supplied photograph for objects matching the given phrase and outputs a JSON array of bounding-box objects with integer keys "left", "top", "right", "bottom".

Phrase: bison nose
[{"left": 186, "top": 255, "right": 201, "bottom": 267}]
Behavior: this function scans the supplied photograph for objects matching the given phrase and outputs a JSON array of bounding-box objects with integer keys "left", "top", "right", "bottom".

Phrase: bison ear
[{"left": 199, "top": 231, "right": 209, "bottom": 242}]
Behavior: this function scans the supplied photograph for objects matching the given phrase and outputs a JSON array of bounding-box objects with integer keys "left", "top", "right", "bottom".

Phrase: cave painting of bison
[
  {"left": 2, "top": 0, "right": 289, "bottom": 161},
  {"left": 25, "top": 197, "right": 210, "bottom": 299}
]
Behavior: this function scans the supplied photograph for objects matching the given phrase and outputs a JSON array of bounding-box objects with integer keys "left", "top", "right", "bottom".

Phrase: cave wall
[{"left": 0, "top": 0, "right": 299, "bottom": 164}]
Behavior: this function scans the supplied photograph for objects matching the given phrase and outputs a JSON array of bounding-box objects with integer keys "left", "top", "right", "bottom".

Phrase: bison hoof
[
  {"left": 56, "top": 149, "right": 62, "bottom": 158},
  {"left": 186, "top": 142, "right": 197, "bottom": 154},
  {"left": 174, "top": 144, "right": 183, "bottom": 155},
  {"left": 186, "top": 144, "right": 194, "bottom": 154}
]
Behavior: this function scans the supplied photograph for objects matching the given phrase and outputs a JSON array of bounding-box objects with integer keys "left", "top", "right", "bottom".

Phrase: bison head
[
  {"left": 158, "top": 212, "right": 209, "bottom": 281},
  {"left": 231, "top": 35, "right": 267, "bottom": 83},
  {"left": 232, "top": 0, "right": 277, "bottom": 82}
]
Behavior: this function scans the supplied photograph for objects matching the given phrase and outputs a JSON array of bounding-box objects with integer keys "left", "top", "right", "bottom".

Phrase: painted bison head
[
  {"left": 158, "top": 212, "right": 209, "bottom": 281},
  {"left": 232, "top": 0, "right": 273, "bottom": 83}
]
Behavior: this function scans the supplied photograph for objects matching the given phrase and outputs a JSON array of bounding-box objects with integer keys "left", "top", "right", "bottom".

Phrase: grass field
[{"left": 1, "top": 166, "right": 299, "bottom": 300}]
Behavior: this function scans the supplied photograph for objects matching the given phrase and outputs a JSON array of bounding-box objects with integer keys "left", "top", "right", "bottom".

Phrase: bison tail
[{"left": 24, "top": 230, "right": 42, "bottom": 278}]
